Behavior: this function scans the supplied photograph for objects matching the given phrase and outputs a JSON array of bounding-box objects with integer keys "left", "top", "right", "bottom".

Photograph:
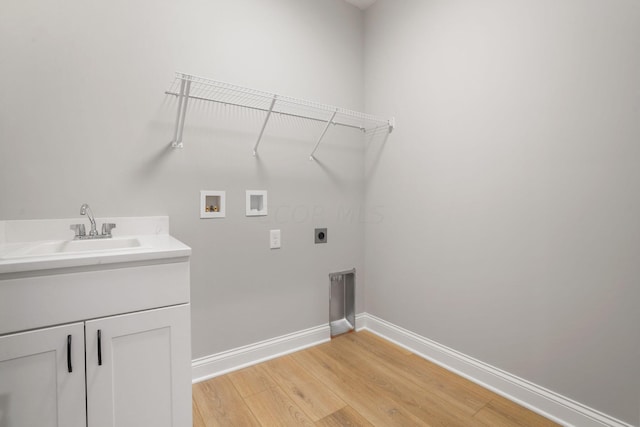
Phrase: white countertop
[{"left": 0, "top": 216, "right": 191, "bottom": 275}]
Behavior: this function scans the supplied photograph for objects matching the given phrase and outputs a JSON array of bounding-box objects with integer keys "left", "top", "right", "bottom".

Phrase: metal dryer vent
[{"left": 329, "top": 269, "right": 355, "bottom": 337}]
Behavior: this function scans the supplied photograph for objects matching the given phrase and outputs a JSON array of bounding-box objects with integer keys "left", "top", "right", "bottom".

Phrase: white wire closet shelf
[{"left": 165, "top": 72, "right": 394, "bottom": 159}]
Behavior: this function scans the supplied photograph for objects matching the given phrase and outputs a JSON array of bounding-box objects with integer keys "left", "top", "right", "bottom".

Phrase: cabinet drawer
[{"left": 0, "top": 260, "right": 190, "bottom": 335}]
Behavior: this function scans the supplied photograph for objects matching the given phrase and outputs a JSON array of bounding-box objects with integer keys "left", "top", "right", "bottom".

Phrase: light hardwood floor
[{"left": 193, "top": 331, "right": 559, "bottom": 426}]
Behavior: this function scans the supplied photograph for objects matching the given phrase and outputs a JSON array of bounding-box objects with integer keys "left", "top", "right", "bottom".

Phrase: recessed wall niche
[
  {"left": 200, "top": 191, "right": 226, "bottom": 219},
  {"left": 246, "top": 190, "right": 267, "bottom": 217}
]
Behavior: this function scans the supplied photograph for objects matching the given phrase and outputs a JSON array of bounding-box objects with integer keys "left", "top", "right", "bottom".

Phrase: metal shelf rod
[
  {"left": 170, "top": 80, "right": 191, "bottom": 148},
  {"left": 253, "top": 95, "right": 277, "bottom": 156},
  {"left": 309, "top": 110, "right": 338, "bottom": 161},
  {"left": 170, "top": 79, "right": 186, "bottom": 148},
  {"left": 176, "top": 80, "right": 191, "bottom": 148}
]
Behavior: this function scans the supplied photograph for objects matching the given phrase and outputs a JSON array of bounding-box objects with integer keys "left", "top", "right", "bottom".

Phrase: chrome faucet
[
  {"left": 70, "top": 204, "right": 116, "bottom": 240},
  {"left": 80, "top": 203, "right": 98, "bottom": 236}
]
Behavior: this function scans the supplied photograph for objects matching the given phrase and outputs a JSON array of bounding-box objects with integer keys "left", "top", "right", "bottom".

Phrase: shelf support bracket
[
  {"left": 253, "top": 95, "right": 277, "bottom": 156},
  {"left": 309, "top": 109, "right": 338, "bottom": 161},
  {"left": 171, "top": 77, "right": 191, "bottom": 148}
]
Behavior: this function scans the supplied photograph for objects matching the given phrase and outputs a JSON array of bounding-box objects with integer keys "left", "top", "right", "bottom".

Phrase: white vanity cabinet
[
  {"left": 0, "top": 217, "right": 192, "bottom": 427},
  {"left": 0, "top": 323, "right": 86, "bottom": 427},
  {"left": 0, "top": 304, "right": 190, "bottom": 427},
  {"left": 85, "top": 304, "right": 191, "bottom": 427},
  {"left": 0, "top": 304, "right": 191, "bottom": 427}
]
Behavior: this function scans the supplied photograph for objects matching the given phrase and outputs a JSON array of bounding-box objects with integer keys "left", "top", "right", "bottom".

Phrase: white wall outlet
[{"left": 270, "top": 229, "right": 281, "bottom": 249}]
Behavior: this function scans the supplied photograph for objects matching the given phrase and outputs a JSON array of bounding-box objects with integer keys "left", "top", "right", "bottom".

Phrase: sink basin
[
  {"left": 2, "top": 238, "right": 142, "bottom": 259},
  {"left": 0, "top": 217, "right": 192, "bottom": 275}
]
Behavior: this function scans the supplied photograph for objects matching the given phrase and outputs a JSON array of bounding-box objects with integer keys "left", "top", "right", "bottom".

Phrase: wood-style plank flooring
[{"left": 193, "top": 331, "right": 559, "bottom": 426}]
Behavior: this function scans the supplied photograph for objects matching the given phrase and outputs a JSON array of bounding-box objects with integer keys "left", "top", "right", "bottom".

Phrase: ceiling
[{"left": 344, "top": 0, "right": 377, "bottom": 10}]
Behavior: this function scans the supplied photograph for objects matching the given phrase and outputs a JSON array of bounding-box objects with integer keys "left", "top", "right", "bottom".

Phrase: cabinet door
[
  {"left": 0, "top": 323, "right": 86, "bottom": 427},
  {"left": 85, "top": 304, "right": 191, "bottom": 427}
]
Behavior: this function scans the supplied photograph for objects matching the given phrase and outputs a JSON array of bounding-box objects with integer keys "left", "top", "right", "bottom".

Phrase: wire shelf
[{"left": 165, "top": 72, "right": 394, "bottom": 157}]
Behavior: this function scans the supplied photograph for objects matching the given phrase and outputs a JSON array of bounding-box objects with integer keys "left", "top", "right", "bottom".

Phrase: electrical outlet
[
  {"left": 270, "top": 229, "right": 281, "bottom": 249},
  {"left": 315, "top": 228, "right": 327, "bottom": 244}
]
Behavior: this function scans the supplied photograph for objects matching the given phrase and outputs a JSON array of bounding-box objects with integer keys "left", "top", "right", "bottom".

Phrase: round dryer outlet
[{"left": 315, "top": 228, "right": 327, "bottom": 244}]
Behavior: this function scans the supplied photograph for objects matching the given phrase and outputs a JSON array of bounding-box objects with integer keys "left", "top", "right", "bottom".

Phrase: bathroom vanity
[{"left": 0, "top": 217, "right": 192, "bottom": 427}]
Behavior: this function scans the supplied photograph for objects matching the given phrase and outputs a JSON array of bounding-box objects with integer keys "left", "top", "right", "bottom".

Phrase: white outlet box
[
  {"left": 246, "top": 190, "right": 268, "bottom": 216},
  {"left": 270, "top": 229, "right": 281, "bottom": 249}
]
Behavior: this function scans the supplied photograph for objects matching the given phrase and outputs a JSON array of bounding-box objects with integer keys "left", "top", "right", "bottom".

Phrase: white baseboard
[
  {"left": 357, "top": 313, "right": 634, "bottom": 427},
  {"left": 191, "top": 324, "right": 330, "bottom": 383}
]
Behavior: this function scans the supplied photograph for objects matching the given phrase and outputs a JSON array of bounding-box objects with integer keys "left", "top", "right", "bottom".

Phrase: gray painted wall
[
  {"left": 0, "top": 0, "right": 366, "bottom": 358},
  {"left": 3, "top": 0, "right": 639, "bottom": 424},
  {"left": 364, "top": 0, "right": 640, "bottom": 425}
]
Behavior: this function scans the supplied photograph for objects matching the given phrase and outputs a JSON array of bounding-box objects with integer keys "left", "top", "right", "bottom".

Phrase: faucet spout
[{"left": 80, "top": 203, "right": 98, "bottom": 236}]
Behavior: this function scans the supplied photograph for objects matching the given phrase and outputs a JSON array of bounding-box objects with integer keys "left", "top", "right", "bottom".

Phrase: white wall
[
  {"left": 0, "top": 0, "right": 366, "bottom": 358},
  {"left": 364, "top": 0, "right": 640, "bottom": 425}
]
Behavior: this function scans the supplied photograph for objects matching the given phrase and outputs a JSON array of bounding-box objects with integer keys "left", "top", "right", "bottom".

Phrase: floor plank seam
[{"left": 471, "top": 400, "right": 491, "bottom": 418}]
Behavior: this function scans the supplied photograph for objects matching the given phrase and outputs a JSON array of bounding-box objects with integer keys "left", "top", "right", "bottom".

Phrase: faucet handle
[
  {"left": 70, "top": 224, "right": 86, "bottom": 238},
  {"left": 101, "top": 223, "right": 116, "bottom": 236}
]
